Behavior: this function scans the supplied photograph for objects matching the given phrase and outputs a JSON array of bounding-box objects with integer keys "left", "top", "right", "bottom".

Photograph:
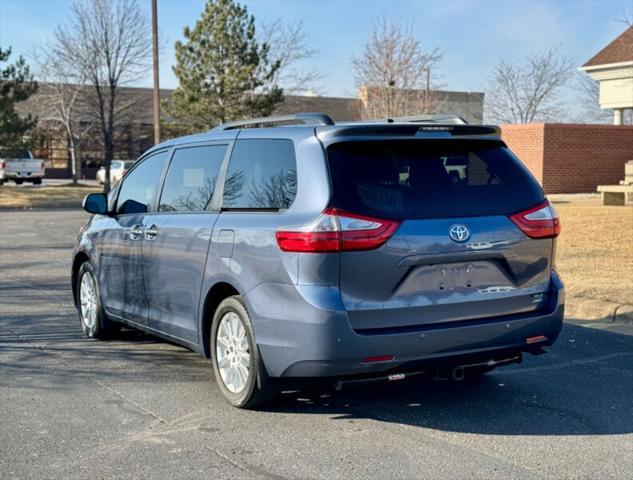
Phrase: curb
[
  {"left": 0, "top": 206, "right": 84, "bottom": 211},
  {"left": 565, "top": 296, "right": 633, "bottom": 325}
]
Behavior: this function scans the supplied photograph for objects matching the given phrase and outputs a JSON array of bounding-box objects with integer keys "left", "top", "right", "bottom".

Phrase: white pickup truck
[{"left": 0, "top": 149, "right": 46, "bottom": 185}]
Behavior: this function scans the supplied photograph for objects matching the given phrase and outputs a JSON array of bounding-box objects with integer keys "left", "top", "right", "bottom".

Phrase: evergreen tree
[
  {"left": 167, "top": 0, "right": 282, "bottom": 133},
  {"left": 0, "top": 47, "right": 38, "bottom": 150}
]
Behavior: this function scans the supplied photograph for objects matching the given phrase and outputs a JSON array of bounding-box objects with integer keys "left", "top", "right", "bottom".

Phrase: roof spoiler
[{"left": 389, "top": 114, "right": 467, "bottom": 125}]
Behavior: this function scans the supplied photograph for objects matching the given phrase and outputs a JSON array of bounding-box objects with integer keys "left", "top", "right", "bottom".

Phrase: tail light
[
  {"left": 275, "top": 208, "right": 401, "bottom": 253},
  {"left": 0, "top": 161, "right": 5, "bottom": 169},
  {"left": 508, "top": 199, "right": 560, "bottom": 239}
]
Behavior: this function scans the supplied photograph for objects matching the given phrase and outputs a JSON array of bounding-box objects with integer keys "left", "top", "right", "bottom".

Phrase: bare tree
[
  {"left": 352, "top": 17, "right": 443, "bottom": 119},
  {"left": 34, "top": 49, "right": 96, "bottom": 184},
  {"left": 260, "top": 19, "right": 322, "bottom": 95},
  {"left": 52, "top": 0, "right": 151, "bottom": 192},
  {"left": 616, "top": 8, "right": 632, "bottom": 26},
  {"left": 486, "top": 46, "right": 574, "bottom": 124}
]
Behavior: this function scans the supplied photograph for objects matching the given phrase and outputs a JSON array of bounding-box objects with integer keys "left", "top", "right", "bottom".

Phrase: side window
[
  {"left": 159, "top": 144, "right": 227, "bottom": 212},
  {"left": 116, "top": 151, "right": 168, "bottom": 215},
  {"left": 222, "top": 139, "right": 297, "bottom": 210}
]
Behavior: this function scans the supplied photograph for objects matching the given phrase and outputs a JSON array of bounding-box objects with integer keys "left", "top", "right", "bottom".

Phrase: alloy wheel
[
  {"left": 80, "top": 272, "right": 98, "bottom": 329},
  {"left": 215, "top": 311, "right": 251, "bottom": 393}
]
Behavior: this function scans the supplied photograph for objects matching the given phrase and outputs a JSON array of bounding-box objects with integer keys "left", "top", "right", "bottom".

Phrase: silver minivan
[{"left": 74, "top": 113, "right": 564, "bottom": 408}]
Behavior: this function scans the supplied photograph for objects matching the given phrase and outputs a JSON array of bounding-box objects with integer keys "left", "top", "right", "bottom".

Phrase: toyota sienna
[{"left": 73, "top": 113, "right": 564, "bottom": 408}]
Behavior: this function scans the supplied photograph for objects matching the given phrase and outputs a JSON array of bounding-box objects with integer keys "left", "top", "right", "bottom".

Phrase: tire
[
  {"left": 33, "top": 178, "right": 42, "bottom": 185},
  {"left": 76, "top": 262, "right": 120, "bottom": 339},
  {"left": 14, "top": 179, "right": 23, "bottom": 185},
  {"left": 210, "top": 296, "right": 276, "bottom": 409}
]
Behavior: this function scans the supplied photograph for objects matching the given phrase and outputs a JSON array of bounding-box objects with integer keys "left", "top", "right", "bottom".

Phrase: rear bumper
[
  {"left": 5, "top": 171, "right": 44, "bottom": 179},
  {"left": 247, "top": 271, "right": 564, "bottom": 378}
]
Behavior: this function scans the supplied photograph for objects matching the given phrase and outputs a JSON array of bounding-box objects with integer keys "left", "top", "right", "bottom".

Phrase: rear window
[
  {"left": 0, "top": 148, "right": 29, "bottom": 158},
  {"left": 325, "top": 140, "right": 544, "bottom": 219}
]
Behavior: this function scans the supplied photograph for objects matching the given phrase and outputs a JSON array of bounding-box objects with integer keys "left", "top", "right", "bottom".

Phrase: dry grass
[
  {"left": 552, "top": 196, "right": 633, "bottom": 305},
  {"left": 0, "top": 183, "right": 100, "bottom": 209}
]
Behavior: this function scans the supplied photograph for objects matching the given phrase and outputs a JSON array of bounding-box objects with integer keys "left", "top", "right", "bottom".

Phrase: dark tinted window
[
  {"left": 159, "top": 145, "right": 227, "bottom": 212},
  {"left": 222, "top": 139, "right": 297, "bottom": 209},
  {"left": 0, "top": 148, "right": 29, "bottom": 158},
  {"left": 326, "top": 140, "right": 543, "bottom": 219},
  {"left": 116, "top": 151, "right": 168, "bottom": 215}
]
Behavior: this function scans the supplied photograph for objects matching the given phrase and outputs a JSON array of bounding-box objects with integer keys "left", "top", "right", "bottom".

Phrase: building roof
[
  {"left": 583, "top": 25, "right": 633, "bottom": 67},
  {"left": 18, "top": 83, "right": 485, "bottom": 126}
]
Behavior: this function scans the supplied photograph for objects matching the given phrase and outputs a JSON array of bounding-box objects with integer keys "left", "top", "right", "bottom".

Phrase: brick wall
[
  {"left": 499, "top": 124, "right": 545, "bottom": 184},
  {"left": 501, "top": 123, "right": 633, "bottom": 193}
]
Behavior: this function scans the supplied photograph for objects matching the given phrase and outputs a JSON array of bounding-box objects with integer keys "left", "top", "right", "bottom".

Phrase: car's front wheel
[
  {"left": 76, "top": 262, "right": 120, "bottom": 339},
  {"left": 210, "top": 296, "right": 276, "bottom": 408}
]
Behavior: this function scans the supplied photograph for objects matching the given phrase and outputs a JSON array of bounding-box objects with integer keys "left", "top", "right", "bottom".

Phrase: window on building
[
  {"left": 222, "top": 139, "right": 297, "bottom": 210},
  {"left": 159, "top": 144, "right": 227, "bottom": 212}
]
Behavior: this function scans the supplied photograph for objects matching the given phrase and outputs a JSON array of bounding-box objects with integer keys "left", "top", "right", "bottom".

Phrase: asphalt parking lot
[{"left": 1, "top": 210, "right": 632, "bottom": 479}]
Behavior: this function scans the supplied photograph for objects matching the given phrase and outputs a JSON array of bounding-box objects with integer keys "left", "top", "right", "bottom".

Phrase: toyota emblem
[{"left": 448, "top": 224, "right": 470, "bottom": 242}]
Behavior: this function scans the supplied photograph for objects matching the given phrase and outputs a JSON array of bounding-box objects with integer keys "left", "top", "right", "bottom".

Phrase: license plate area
[{"left": 397, "top": 261, "right": 513, "bottom": 295}]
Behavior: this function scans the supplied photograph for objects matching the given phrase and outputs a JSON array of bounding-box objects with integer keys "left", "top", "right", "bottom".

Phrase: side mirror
[{"left": 83, "top": 193, "right": 108, "bottom": 215}]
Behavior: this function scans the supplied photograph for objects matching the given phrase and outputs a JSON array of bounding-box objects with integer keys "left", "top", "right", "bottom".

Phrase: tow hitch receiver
[{"left": 451, "top": 367, "right": 465, "bottom": 381}]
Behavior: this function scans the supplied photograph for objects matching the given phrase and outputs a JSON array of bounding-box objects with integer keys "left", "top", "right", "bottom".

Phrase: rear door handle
[
  {"left": 144, "top": 224, "right": 158, "bottom": 240},
  {"left": 129, "top": 224, "right": 144, "bottom": 241}
]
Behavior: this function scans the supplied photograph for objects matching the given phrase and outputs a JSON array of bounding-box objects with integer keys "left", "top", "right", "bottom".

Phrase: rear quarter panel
[{"left": 199, "top": 127, "right": 338, "bottom": 339}]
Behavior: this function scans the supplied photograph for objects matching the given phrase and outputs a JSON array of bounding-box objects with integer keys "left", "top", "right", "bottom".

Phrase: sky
[{"left": 1, "top": 0, "right": 631, "bottom": 102}]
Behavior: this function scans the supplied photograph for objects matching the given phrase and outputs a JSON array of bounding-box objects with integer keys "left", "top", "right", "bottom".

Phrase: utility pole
[
  {"left": 151, "top": 0, "right": 161, "bottom": 144},
  {"left": 425, "top": 68, "right": 430, "bottom": 113}
]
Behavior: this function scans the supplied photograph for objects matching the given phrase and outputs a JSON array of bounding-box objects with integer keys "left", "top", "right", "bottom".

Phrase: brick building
[{"left": 501, "top": 123, "right": 633, "bottom": 193}]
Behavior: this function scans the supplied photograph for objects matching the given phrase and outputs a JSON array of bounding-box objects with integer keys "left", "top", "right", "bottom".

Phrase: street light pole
[{"left": 151, "top": 0, "right": 161, "bottom": 144}]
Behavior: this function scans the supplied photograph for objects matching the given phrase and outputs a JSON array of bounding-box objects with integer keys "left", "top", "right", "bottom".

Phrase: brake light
[
  {"left": 0, "top": 161, "right": 5, "bottom": 169},
  {"left": 275, "top": 208, "right": 401, "bottom": 253},
  {"left": 508, "top": 199, "right": 560, "bottom": 239}
]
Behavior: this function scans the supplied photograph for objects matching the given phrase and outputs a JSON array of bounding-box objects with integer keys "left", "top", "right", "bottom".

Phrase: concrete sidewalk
[{"left": 566, "top": 295, "right": 633, "bottom": 325}]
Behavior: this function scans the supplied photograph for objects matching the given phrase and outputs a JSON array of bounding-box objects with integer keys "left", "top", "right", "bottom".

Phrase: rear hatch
[{"left": 325, "top": 139, "right": 556, "bottom": 332}]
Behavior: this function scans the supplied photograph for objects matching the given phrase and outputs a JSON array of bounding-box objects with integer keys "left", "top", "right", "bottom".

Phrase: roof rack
[
  {"left": 389, "top": 114, "right": 468, "bottom": 125},
  {"left": 211, "top": 112, "right": 335, "bottom": 131}
]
